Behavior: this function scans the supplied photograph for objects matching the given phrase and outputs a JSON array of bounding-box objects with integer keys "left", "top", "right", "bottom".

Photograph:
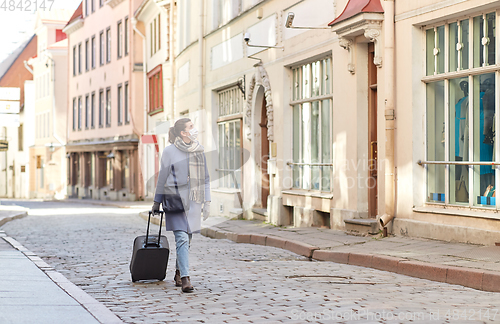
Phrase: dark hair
[{"left": 168, "top": 118, "right": 191, "bottom": 143}]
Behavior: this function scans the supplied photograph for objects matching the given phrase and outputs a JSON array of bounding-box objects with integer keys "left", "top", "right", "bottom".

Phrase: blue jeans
[{"left": 174, "top": 230, "right": 192, "bottom": 278}]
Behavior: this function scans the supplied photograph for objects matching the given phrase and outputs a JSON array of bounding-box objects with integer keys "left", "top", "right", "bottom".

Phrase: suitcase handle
[{"left": 146, "top": 210, "right": 164, "bottom": 247}]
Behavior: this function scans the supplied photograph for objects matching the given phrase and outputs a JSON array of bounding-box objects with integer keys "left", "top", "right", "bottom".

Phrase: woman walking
[{"left": 152, "top": 118, "right": 210, "bottom": 293}]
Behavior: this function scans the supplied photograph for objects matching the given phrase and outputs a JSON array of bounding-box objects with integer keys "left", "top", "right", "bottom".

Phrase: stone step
[{"left": 344, "top": 218, "right": 380, "bottom": 235}]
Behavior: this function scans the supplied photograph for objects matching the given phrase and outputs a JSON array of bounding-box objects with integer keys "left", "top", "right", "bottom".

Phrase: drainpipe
[
  {"left": 132, "top": 18, "right": 148, "bottom": 137},
  {"left": 198, "top": 0, "right": 204, "bottom": 113},
  {"left": 133, "top": 17, "right": 147, "bottom": 200},
  {"left": 379, "top": 0, "right": 396, "bottom": 227},
  {"left": 170, "top": 0, "right": 175, "bottom": 120},
  {"left": 44, "top": 53, "right": 64, "bottom": 147}
]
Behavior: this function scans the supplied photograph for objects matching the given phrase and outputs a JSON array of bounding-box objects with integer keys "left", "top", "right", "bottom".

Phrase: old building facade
[
  {"left": 28, "top": 10, "right": 73, "bottom": 199},
  {"left": 64, "top": 0, "right": 145, "bottom": 201}
]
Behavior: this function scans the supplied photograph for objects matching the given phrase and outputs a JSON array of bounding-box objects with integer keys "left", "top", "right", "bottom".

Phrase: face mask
[{"left": 187, "top": 128, "right": 198, "bottom": 141}]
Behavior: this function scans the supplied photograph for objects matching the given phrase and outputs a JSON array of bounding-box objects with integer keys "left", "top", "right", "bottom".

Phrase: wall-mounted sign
[
  {"left": 0, "top": 87, "right": 20, "bottom": 101},
  {"left": 0, "top": 101, "right": 20, "bottom": 114},
  {"left": 0, "top": 114, "right": 20, "bottom": 127}
]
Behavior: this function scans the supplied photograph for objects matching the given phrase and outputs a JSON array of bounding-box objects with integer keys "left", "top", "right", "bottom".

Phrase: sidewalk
[
  {"left": 0, "top": 231, "right": 123, "bottom": 324},
  {"left": 200, "top": 217, "right": 500, "bottom": 293},
  {"left": 0, "top": 205, "right": 28, "bottom": 227}
]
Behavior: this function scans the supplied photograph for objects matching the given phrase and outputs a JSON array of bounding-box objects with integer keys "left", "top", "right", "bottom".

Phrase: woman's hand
[
  {"left": 203, "top": 201, "right": 210, "bottom": 220},
  {"left": 152, "top": 201, "right": 160, "bottom": 214}
]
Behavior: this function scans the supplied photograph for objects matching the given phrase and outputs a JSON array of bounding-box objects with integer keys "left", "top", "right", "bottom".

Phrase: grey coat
[{"left": 154, "top": 144, "right": 211, "bottom": 233}]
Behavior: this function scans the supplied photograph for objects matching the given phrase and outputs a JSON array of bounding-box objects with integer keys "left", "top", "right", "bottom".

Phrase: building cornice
[
  {"left": 106, "top": 0, "right": 126, "bottom": 9},
  {"left": 62, "top": 18, "right": 84, "bottom": 35}
]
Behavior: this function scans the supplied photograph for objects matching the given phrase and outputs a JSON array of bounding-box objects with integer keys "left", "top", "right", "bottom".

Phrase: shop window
[
  {"left": 425, "top": 13, "right": 498, "bottom": 208},
  {"left": 291, "top": 58, "right": 332, "bottom": 191},
  {"left": 217, "top": 86, "right": 242, "bottom": 189}
]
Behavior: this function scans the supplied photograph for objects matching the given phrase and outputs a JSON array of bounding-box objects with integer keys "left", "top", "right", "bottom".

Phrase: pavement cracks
[{"left": 1, "top": 202, "right": 500, "bottom": 323}]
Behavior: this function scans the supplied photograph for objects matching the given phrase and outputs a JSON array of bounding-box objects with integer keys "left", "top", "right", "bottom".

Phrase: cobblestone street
[{"left": 1, "top": 201, "right": 499, "bottom": 323}]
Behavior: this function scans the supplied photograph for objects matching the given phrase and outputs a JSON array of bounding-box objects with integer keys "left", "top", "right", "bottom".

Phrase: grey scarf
[{"left": 174, "top": 137, "right": 205, "bottom": 203}]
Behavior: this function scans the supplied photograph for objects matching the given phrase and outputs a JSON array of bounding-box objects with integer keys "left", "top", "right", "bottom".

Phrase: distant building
[
  {"left": 64, "top": 0, "right": 145, "bottom": 201},
  {"left": 28, "top": 10, "right": 73, "bottom": 199},
  {"left": 0, "top": 35, "right": 37, "bottom": 199}
]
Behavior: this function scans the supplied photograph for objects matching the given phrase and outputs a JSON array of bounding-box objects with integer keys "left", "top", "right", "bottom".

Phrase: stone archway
[{"left": 245, "top": 63, "right": 274, "bottom": 142}]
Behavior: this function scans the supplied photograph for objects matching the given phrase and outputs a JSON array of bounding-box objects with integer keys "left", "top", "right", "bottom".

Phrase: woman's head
[{"left": 168, "top": 118, "right": 194, "bottom": 143}]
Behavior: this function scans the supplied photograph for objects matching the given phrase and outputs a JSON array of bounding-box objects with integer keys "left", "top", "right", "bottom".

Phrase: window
[
  {"left": 78, "top": 96, "right": 82, "bottom": 130},
  {"left": 291, "top": 58, "right": 332, "bottom": 191},
  {"left": 73, "top": 46, "right": 76, "bottom": 76},
  {"left": 117, "top": 20, "right": 123, "bottom": 59},
  {"left": 124, "top": 82, "right": 129, "bottom": 124},
  {"left": 91, "top": 0, "right": 95, "bottom": 13},
  {"left": 99, "top": 89, "right": 104, "bottom": 127},
  {"left": 124, "top": 17, "right": 129, "bottom": 56},
  {"left": 117, "top": 83, "right": 123, "bottom": 125},
  {"left": 106, "top": 27, "right": 111, "bottom": 63},
  {"left": 99, "top": 31, "right": 104, "bottom": 65},
  {"left": 148, "top": 65, "right": 163, "bottom": 113},
  {"left": 91, "top": 35, "right": 96, "bottom": 69},
  {"left": 73, "top": 98, "right": 76, "bottom": 130},
  {"left": 78, "top": 43, "right": 82, "bottom": 74},
  {"left": 217, "top": 86, "right": 243, "bottom": 188},
  {"left": 150, "top": 14, "right": 161, "bottom": 56},
  {"left": 85, "top": 94, "right": 90, "bottom": 129},
  {"left": 85, "top": 0, "right": 89, "bottom": 16},
  {"left": 85, "top": 39, "right": 89, "bottom": 71},
  {"left": 214, "top": 0, "right": 242, "bottom": 28},
  {"left": 99, "top": 0, "right": 104, "bottom": 7},
  {"left": 425, "top": 13, "right": 498, "bottom": 208},
  {"left": 91, "top": 92, "right": 95, "bottom": 128},
  {"left": 18, "top": 123, "right": 23, "bottom": 151},
  {"left": 106, "top": 87, "right": 111, "bottom": 127}
]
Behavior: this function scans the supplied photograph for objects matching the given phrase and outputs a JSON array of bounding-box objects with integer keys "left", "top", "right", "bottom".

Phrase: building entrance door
[
  {"left": 368, "top": 43, "right": 378, "bottom": 218},
  {"left": 259, "top": 96, "right": 269, "bottom": 208}
]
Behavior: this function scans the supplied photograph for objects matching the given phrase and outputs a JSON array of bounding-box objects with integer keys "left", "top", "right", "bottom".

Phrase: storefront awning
[{"left": 328, "top": 0, "right": 384, "bottom": 26}]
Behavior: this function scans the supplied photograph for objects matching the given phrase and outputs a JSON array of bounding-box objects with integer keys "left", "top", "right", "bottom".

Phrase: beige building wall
[{"left": 29, "top": 10, "right": 72, "bottom": 199}]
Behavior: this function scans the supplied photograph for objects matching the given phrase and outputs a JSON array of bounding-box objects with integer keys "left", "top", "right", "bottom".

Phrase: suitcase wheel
[{"left": 131, "top": 276, "right": 137, "bottom": 283}]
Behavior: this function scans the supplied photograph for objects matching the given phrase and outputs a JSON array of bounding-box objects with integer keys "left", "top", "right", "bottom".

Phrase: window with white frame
[
  {"left": 91, "top": 35, "right": 96, "bottom": 69},
  {"left": 291, "top": 57, "right": 332, "bottom": 191},
  {"left": 106, "top": 27, "right": 111, "bottom": 63},
  {"left": 213, "top": 0, "right": 242, "bottom": 29},
  {"left": 124, "top": 82, "right": 129, "bottom": 124},
  {"left": 85, "top": 39, "right": 90, "bottom": 71},
  {"left": 85, "top": 94, "right": 90, "bottom": 129},
  {"left": 124, "top": 17, "right": 129, "bottom": 56},
  {"left": 78, "top": 96, "right": 82, "bottom": 130},
  {"left": 217, "top": 86, "right": 243, "bottom": 189},
  {"left": 117, "top": 83, "right": 123, "bottom": 125},
  {"left": 100, "top": 31, "right": 104, "bottom": 65},
  {"left": 150, "top": 14, "right": 161, "bottom": 57},
  {"left": 117, "top": 20, "right": 123, "bottom": 59},
  {"left": 106, "top": 87, "right": 111, "bottom": 127},
  {"left": 99, "top": 89, "right": 104, "bottom": 127},
  {"left": 425, "top": 13, "right": 498, "bottom": 208}
]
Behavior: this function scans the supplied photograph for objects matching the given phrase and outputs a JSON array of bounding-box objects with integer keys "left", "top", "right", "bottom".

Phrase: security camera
[
  {"left": 244, "top": 33, "right": 250, "bottom": 42},
  {"left": 285, "top": 12, "right": 295, "bottom": 28}
]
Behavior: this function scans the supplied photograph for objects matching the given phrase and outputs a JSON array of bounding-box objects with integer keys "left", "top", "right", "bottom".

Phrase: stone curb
[
  {"left": 45, "top": 199, "right": 150, "bottom": 209},
  {"left": 2, "top": 235, "right": 124, "bottom": 324},
  {"left": 0, "top": 211, "right": 28, "bottom": 227},
  {"left": 201, "top": 227, "right": 500, "bottom": 293}
]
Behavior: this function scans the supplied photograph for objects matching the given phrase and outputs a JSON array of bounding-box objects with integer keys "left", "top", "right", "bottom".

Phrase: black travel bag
[{"left": 130, "top": 210, "right": 169, "bottom": 282}]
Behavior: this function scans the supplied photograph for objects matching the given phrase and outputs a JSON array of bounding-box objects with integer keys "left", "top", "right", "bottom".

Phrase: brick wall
[{"left": 0, "top": 35, "right": 37, "bottom": 108}]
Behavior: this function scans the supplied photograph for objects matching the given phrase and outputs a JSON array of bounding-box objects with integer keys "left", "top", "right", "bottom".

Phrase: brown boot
[
  {"left": 174, "top": 270, "right": 182, "bottom": 287},
  {"left": 181, "top": 276, "right": 193, "bottom": 293}
]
